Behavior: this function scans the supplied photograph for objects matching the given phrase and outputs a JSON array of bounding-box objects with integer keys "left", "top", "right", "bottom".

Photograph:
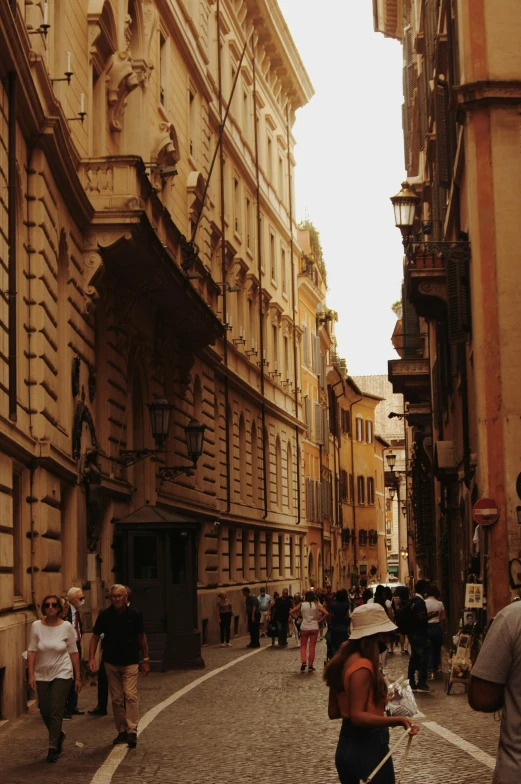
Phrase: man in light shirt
[
  {"left": 469, "top": 599, "right": 521, "bottom": 784},
  {"left": 257, "top": 586, "right": 271, "bottom": 637}
]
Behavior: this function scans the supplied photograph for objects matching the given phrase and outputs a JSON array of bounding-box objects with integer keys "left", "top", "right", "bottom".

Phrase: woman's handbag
[{"left": 267, "top": 619, "right": 278, "bottom": 638}]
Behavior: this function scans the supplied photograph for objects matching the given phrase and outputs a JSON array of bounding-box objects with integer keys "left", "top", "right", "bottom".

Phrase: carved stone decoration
[
  {"left": 124, "top": 13, "right": 132, "bottom": 52},
  {"left": 73, "top": 401, "right": 99, "bottom": 460},
  {"left": 143, "top": 0, "right": 158, "bottom": 66},
  {"left": 85, "top": 166, "right": 114, "bottom": 193},
  {"left": 173, "top": 349, "right": 196, "bottom": 396},
  {"left": 81, "top": 447, "right": 103, "bottom": 553},
  {"left": 106, "top": 51, "right": 140, "bottom": 133},
  {"left": 72, "top": 356, "right": 81, "bottom": 397},
  {"left": 149, "top": 122, "right": 181, "bottom": 191},
  {"left": 187, "top": 171, "right": 207, "bottom": 224},
  {"left": 83, "top": 251, "right": 105, "bottom": 316}
]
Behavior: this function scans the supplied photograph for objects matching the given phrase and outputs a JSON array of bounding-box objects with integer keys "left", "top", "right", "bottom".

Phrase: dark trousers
[
  {"left": 97, "top": 657, "right": 108, "bottom": 711},
  {"left": 335, "top": 722, "right": 394, "bottom": 784},
  {"left": 37, "top": 678, "right": 72, "bottom": 748},
  {"left": 248, "top": 616, "right": 260, "bottom": 647},
  {"left": 276, "top": 619, "right": 288, "bottom": 646},
  {"left": 427, "top": 623, "right": 443, "bottom": 671},
  {"left": 220, "top": 612, "right": 232, "bottom": 643},
  {"left": 66, "top": 640, "right": 82, "bottom": 712},
  {"left": 408, "top": 633, "right": 431, "bottom": 688}
]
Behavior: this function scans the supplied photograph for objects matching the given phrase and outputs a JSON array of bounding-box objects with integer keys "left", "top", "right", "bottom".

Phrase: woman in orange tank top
[{"left": 324, "top": 603, "right": 419, "bottom": 784}]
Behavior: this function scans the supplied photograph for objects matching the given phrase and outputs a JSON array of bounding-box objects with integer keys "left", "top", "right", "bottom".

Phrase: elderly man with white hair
[
  {"left": 89, "top": 584, "right": 150, "bottom": 749},
  {"left": 64, "top": 586, "right": 86, "bottom": 719}
]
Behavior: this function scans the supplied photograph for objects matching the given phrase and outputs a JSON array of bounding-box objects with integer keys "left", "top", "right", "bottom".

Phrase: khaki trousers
[{"left": 104, "top": 662, "right": 139, "bottom": 733}]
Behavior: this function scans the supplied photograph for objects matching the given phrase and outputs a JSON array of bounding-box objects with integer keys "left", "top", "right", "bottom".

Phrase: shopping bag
[{"left": 387, "top": 676, "right": 424, "bottom": 718}]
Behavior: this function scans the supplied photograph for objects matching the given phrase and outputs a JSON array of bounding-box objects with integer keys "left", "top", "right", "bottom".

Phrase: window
[
  {"left": 278, "top": 153, "right": 284, "bottom": 199},
  {"left": 349, "top": 473, "right": 354, "bottom": 502},
  {"left": 272, "top": 324, "right": 279, "bottom": 370},
  {"left": 189, "top": 89, "right": 196, "bottom": 158},
  {"left": 270, "top": 232, "right": 277, "bottom": 281},
  {"left": 356, "top": 417, "right": 363, "bottom": 442},
  {"left": 366, "top": 420, "right": 373, "bottom": 443},
  {"left": 359, "top": 530, "right": 368, "bottom": 546},
  {"left": 160, "top": 33, "right": 168, "bottom": 105},
  {"left": 367, "top": 477, "right": 375, "bottom": 504},
  {"left": 242, "top": 88, "right": 250, "bottom": 142},
  {"left": 281, "top": 246, "right": 287, "bottom": 294},
  {"left": 341, "top": 409, "right": 351, "bottom": 435},
  {"left": 340, "top": 469, "right": 348, "bottom": 501},
  {"left": 233, "top": 178, "right": 240, "bottom": 234},
  {"left": 357, "top": 475, "right": 365, "bottom": 504},
  {"left": 245, "top": 196, "right": 253, "bottom": 250},
  {"left": 267, "top": 134, "right": 273, "bottom": 180},
  {"left": 283, "top": 335, "right": 290, "bottom": 381}
]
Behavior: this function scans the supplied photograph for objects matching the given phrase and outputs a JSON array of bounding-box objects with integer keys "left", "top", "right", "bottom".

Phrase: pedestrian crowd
[{"left": 27, "top": 584, "right": 149, "bottom": 763}]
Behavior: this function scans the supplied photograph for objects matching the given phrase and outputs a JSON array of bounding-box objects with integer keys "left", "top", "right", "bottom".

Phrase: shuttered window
[
  {"left": 314, "top": 403, "right": 324, "bottom": 444},
  {"left": 356, "top": 417, "right": 363, "bottom": 442},
  {"left": 367, "top": 477, "right": 375, "bottom": 505},
  {"left": 304, "top": 396, "right": 311, "bottom": 438},
  {"left": 366, "top": 420, "right": 373, "bottom": 444},
  {"left": 349, "top": 474, "right": 354, "bottom": 502},
  {"left": 340, "top": 470, "right": 348, "bottom": 501},
  {"left": 447, "top": 257, "right": 470, "bottom": 344},
  {"left": 357, "top": 475, "right": 365, "bottom": 504},
  {"left": 435, "top": 81, "right": 451, "bottom": 189},
  {"left": 402, "top": 283, "right": 422, "bottom": 358},
  {"left": 402, "top": 25, "right": 415, "bottom": 173},
  {"left": 303, "top": 324, "right": 310, "bottom": 366}
]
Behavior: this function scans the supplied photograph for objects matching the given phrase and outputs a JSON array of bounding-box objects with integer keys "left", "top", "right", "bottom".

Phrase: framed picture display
[{"left": 465, "top": 583, "right": 484, "bottom": 609}]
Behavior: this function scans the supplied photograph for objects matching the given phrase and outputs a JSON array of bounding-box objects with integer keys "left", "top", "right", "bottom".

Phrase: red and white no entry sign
[{"left": 473, "top": 497, "right": 499, "bottom": 526}]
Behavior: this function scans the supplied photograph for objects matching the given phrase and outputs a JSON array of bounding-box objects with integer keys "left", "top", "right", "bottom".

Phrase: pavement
[{"left": 0, "top": 636, "right": 500, "bottom": 784}]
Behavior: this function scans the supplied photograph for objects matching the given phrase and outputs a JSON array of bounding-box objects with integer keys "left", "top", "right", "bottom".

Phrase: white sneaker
[
  {"left": 226, "top": 642, "right": 232, "bottom": 647},
  {"left": 221, "top": 643, "right": 226, "bottom": 647}
]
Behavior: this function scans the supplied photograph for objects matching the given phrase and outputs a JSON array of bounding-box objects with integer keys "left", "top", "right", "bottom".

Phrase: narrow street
[{"left": 0, "top": 638, "right": 499, "bottom": 784}]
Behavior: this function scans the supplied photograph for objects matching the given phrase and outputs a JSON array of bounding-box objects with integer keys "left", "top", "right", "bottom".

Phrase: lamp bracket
[
  {"left": 119, "top": 448, "right": 167, "bottom": 467},
  {"left": 157, "top": 464, "right": 196, "bottom": 484},
  {"left": 405, "top": 240, "right": 471, "bottom": 265}
]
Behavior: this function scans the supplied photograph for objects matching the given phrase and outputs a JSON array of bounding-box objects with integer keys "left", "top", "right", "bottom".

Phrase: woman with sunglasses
[{"left": 27, "top": 594, "right": 81, "bottom": 762}]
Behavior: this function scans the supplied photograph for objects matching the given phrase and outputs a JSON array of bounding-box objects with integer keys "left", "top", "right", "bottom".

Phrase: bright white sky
[{"left": 278, "top": 0, "right": 405, "bottom": 375}]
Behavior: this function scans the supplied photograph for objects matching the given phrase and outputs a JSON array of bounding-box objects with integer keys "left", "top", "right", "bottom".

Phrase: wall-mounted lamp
[
  {"left": 386, "top": 452, "right": 396, "bottom": 472},
  {"left": 401, "top": 501, "right": 407, "bottom": 516},
  {"left": 157, "top": 419, "right": 206, "bottom": 484},
  {"left": 27, "top": 1, "right": 50, "bottom": 35},
  {"left": 216, "top": 281, "right": 241, "bottom": 294},
  {"left": 388, "top": 486, "right": 396, "bottom": 500},
  {"left": 120, "top": 397, "right": 173, "bottom": 466}
]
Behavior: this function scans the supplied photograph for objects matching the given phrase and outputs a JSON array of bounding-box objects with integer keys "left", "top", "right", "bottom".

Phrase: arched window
[
  {"left": 275, "top": 436, "right": 282, "bottom": 509},
  {"left": 286, "top": 442, "right": 293, "bottom": 511},
  {"left": 239, "top": 414, "right": 247, "bottom": 500},
  {"left": 251, "top": 420, "right": 259, "bottom": 505},
  {"left": 193, "top": 376, "right": 203, "bottom": 486}
]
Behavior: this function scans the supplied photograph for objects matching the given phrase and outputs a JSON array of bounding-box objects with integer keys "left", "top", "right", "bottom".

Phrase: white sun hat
[{"left": 349, "top": 603, "right": 398, "bottom": 640}]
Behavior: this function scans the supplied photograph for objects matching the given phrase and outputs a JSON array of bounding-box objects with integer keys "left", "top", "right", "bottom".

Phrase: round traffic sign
[{"left": 473, "top": 497, "right": 499, "bottom": 526}]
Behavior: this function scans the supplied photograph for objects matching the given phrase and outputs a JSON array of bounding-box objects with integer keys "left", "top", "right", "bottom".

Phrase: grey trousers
[{"left": 36, "top": 678, "right": 72, "bottom": 748}]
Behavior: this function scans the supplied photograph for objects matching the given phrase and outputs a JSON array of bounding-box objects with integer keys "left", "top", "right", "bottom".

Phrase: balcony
[
  {"left": 388, "top": 357, "right": 430, "bottom": 403},
  {"left": 404, "top": 246, "right": 447, "bottom": 320}
]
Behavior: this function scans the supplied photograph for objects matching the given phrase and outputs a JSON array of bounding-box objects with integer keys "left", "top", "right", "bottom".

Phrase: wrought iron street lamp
[
  {"left": 119, "top": 397, "right": 206, "bottom": 484},
  {"left": 386, "top": 452, "right": 397, "bottom": 472},
  {"left": 388, "top": 486, "right": 396, "bottom": 500},
  {"left": 390, "top": 181, "right": 419, "bottom": 238},
  {"left": 158, "top": 419, "right": 206, "bottom": 484},
  {"left": 401, "top": 501, "right": 407, "bottom": 516}
]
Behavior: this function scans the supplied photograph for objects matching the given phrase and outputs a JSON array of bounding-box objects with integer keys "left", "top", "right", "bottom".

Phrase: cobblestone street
[{"left": 0, "top": 638, "right": 499, "bottom": 784}]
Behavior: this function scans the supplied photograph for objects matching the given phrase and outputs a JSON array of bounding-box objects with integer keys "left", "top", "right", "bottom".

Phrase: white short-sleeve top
[{"left": 28, "top": 620, "right": 77, "bottom": 681}]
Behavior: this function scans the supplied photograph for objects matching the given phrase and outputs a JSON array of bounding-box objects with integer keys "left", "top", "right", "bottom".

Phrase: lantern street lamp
[
  {"left": 386, "top": 452, "right": 397, "bottom": 472},
  {"left": 119, "top": 398, "right": 206, "bottom": 484},
  {"left": 158, "top": 419, "right": 206, "bottom": 483},
  {"left": 388, "top": 486, "right": 396, "bottom": 500},
  {"left": 401, "top": 501, "right": 407, "bottom": 516},
  {"left": 390, "top": 181, "right": 419, "bottom": 240}
]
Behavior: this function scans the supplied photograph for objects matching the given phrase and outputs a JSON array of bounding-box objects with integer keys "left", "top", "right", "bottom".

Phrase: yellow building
[
  {"left": 0, "top": 0, "right": 313, "bottom": 720},
  {"left": 375, "top": 0, "right": 521, "bottom": 620}
]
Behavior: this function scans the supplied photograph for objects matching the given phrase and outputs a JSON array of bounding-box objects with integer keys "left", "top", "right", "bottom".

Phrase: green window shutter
[
  {"left": 402, "top": 25, "right": 415, "bottom": 173},
  {"left": 435, "top": 81, "right": 451, "bottom": 188},
  {"left": 447, "top": 258, "right": 470, "bottom": 343},
  {"left": 432, "top": 359, "right": 440, "bottom": 430}
]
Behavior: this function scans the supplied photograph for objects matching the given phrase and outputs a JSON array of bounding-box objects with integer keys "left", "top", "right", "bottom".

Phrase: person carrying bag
[{"left": 324, "top": 603, "right": 419, "bottom": 784}]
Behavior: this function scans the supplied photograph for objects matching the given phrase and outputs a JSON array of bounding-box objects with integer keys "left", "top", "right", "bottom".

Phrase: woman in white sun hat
[{"left": 324, "top": 603, "right": 420, "bottom": 784}]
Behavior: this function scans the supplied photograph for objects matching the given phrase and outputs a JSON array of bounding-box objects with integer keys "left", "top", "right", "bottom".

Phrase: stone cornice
[{"left": 456, "top": 80, "right": 521, "bottom": 110}]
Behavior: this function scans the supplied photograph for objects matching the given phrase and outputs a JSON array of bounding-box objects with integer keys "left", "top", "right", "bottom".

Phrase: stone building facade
[
  {"left": 0, "top": 0, "right": 314, "bottom": 720},
  {"left": 375, "top": 0, "right": 521, "bottom": 622}
]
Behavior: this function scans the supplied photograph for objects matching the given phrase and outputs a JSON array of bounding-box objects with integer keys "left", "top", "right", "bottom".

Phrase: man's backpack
[{"left": 394, "top": 597, "right": 421, "bottom": 636}]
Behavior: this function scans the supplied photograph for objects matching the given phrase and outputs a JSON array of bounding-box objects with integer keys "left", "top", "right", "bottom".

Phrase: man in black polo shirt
[{"left": 88, "top": 584, "right": 150, "bottom": 748}]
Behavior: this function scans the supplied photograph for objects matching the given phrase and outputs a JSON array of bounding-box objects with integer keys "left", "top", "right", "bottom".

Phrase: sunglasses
[{"left": 43, "top": 602, "right": 60, "bottom": 609}]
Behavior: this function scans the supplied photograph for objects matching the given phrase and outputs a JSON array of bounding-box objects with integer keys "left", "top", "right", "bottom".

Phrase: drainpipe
[
  {"left": 216, "top": 1, "right": 231, "bottom": 514},
  {"left": 8, "top": 71, "right": 17, "bottom": 421},
  {"left": 350, "top": 395, "right": 363, "bottom": 584},
  {"left": 285, "top": 105, "right": 301, "bottom": 525},
  {"left": 252, "top": 33, "right": 268, "bottom": 520}
]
